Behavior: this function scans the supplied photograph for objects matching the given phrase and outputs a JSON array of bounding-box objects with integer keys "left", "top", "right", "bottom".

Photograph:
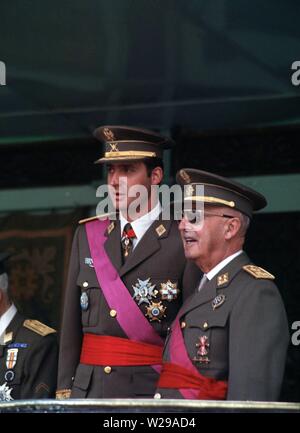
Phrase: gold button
[
  {"left": 104, "top": 366, "right": 112, "bottom": 374},
  {"left": 203, "top": 322, "right": 208, "bottom": 329},
  {"left": 83, "top": 281, "right": 88, "bottom": 288},
  {"left": 181, "top": 321, "right": 186, "bottom": 329},
  {"left": 110, "top": 309, "right": 117, "bottom": 318},
  {"left": 154, "top": 393, "right": 161, "bottom": 399}
]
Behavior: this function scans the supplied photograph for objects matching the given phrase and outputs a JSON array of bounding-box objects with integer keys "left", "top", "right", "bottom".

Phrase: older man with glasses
[{"left": 155, "top": 168, "right": 289, "bottom": 402}]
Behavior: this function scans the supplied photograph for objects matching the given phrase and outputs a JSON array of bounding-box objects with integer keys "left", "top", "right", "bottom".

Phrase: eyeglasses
[{"left": 177, "top": 210, "right": 236, "bottom": 225}]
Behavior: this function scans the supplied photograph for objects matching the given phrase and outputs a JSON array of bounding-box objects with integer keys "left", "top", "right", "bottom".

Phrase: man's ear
[
  {"left": 151, "top": 166, "right": 163, "bottom": 185},
  {"left": 224, "top": 217, "right": 241, "bottom": 240}
]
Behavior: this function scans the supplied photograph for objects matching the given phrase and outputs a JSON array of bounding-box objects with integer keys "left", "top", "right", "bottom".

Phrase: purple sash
[
  {"left": 85, "top": 219, "right": 163, "bottom": 372},
  {"left": 169, "top": 316, "right": 200, "bottom": 399}
]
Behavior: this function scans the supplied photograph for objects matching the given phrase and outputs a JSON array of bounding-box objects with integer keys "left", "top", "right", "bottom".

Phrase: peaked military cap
[
  {"left": 0, "top": 252, "right": 11, "bottom": 274},
  {"left": 177, "top": 168, "right": 267, "bottom": 218},
  {"left": 93, "top": 125, "right": 175, "bottom": 164}
]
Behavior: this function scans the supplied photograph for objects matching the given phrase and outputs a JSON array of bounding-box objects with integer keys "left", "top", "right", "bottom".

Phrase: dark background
[{"left": 0, "top": 1, "right": 299, "bottom": 402}]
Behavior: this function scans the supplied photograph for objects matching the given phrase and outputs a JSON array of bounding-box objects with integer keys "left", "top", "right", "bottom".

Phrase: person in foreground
[
  {"left": 155, "top": 168, "right": 289, "bottom": 401},
  {"left": 56, "top": 126, "right": 200, "bottom": 399},
  {"left": 0, "top": 252, "right": 58, "bottom": 401}
]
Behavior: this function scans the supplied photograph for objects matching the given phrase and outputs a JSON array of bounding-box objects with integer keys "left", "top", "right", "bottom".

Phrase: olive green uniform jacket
[
  {"left": 156, "top": 252, "right": 289, "bottom": 401},
  {"left": 57, "top": 217, "right": 201, "bottom": 398},
  {"left": 0, "top": 312, "right": 58, "bottom": 400}
]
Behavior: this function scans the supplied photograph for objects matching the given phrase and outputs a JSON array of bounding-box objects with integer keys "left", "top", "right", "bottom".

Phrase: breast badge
[
  {"left": 193, "top": 335, "right": 210, "bottom": 364},
  {"left": 80, "top": 291, "right": 89, "bottom": 311},
  {"left": 212, "top": 294, "right": 226, "bottom": 310},
  {"left": 132, "top": 278, "right": 157, "bottom": 305},
  {"left": 145, "top": 301, "right": 167, "bottom": 322},
  {"left": 0, "top": 382, "right": 14, "bottom": 401},
  {"left": 6, "top": 348, "right": 18, "bottom": 370},
  {"left": 159, "top": 280, "right": 179, "bottom": 302}
]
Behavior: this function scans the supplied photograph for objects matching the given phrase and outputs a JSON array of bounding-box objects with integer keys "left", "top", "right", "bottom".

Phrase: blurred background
[{"left": 0, "top": 0, "right": 299, "bottom": 401}]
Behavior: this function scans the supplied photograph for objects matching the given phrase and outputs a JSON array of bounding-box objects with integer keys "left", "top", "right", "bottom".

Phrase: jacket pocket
[{"left": 71, "top": 364, "right": 93, "bottom": 397}]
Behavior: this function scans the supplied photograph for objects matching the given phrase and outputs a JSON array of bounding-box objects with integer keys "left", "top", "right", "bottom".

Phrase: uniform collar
[
  {"left": 206, "top": 250, "right": 243, "bottom": 281},
  {"left": 120, "top": 201, "right": 162, "bottom": 244},
  {"left": 0, "top": 304, "right": 17, "bottom": 338}
]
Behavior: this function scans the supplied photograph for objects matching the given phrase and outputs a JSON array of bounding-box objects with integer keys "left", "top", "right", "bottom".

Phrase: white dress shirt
[
  {"left": 0, "top": 303, "right": 17, "bottom": 343},
  {"left": 120, "top": 201, "right": 162, "bottom": 249},
  {"left": 198, "top": 250, "right": 243, "bottom": 290}
]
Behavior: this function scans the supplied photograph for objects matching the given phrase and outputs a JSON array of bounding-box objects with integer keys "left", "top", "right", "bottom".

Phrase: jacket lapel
[
  {"left": 178, "top": 252, "right": 251, "bottom": 317},
  {"left": 0, "top": 312, "right": 24, "bottom": 358},
  {"left": 119, "top": 217, "right": 171, "bottom": 278},
  {"left": 104, "top": 219, "right": 123, "bottom": 272}
]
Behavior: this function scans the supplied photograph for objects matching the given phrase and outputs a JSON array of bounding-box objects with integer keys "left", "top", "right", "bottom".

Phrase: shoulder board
[
  {"left": 23, "top": 320, "right": 56, "bottom": 337},
  {"left": 79, "top": 212, "right": 117, "bottom": 225},
  {"left": 243, "top": 265, "right": 275, "bottom": 280}
]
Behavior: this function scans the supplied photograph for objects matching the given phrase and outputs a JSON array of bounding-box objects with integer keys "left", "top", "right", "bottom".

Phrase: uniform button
[
  {"left": 104, "top": 366, "right": 112, "bottom": 374},
  {"left": 83, "top": 281, "right": 89, "bottom": 288},
  {"left": 110, "top": 309, "right": 117, "bottom": 318},
  {"left": 154, "top": 393, "right": 161, "bottom": 399},
  {"left": 203, "top": 322, "right": 208, "bottom": 329},
  {"left": 71, "top": 376, "right": 75, "bottom": 382},
  {"left": 180, "top": 321, "right": 186, "bottom": 329}
]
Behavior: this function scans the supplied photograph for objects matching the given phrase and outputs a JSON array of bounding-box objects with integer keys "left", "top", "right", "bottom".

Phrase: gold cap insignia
[
  {"left": 217, "top": 272, "right": 229, "bottom": 286},
  {"left": 23, "top": 320, "right": 56, "bottom": 337},
  {"left": 179, "top": 169, "right": 191, "bottom": 183},
  {"left": 185, "top": 184, "right": 195, "bottom": 197},
  {"left": 243, "top": 265, "right": 275, "bottom": 280},
  {"left": 108, "top": 142, "right": 119, "bottom": 152},
  {"left": 103, "top": 127, "right": 115, "bottom": 141},
  {"left": 156, "top": 224, "right": 166, "bottom": 237}
]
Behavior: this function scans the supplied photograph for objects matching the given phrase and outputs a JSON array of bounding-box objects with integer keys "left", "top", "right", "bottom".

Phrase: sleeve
[
  {"left": 56, "top": 226, "right": 83, "bottom": 397},
  {"left": 21, "top": 333, "right": 59, "bottom": 399},
  {"left": 227, "top": 280, "right": 289, "bottom": 401}
]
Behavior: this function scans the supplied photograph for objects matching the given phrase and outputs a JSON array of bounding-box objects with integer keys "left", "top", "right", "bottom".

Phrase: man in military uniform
[
  {"left": 0, "top": 252, "right": 58, "bottom": 401},
  {"left": 56, "top": 126, "right": 200, "bottom": 399},
  {"left": 155, "top": 169, "right": 289, "bottom": 401}
]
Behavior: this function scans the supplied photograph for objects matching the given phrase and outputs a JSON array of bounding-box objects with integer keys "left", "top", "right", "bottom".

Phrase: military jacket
[
  {"left": 156, "top": 252, "right": 289, "bottom": 401},
  {"left": 0, "top": 312, "right": 58, "bottom": 400},
  {"left": 57, "top": 216, "right": 201, "bottom": 399}
]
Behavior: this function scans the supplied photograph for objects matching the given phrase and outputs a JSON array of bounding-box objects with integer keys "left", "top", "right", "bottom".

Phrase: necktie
[
  {"left": 198, "top": 274, "right": 208, "bottom": 292},
  {"left": 121, "top": 223, "right": 136, "bottom": 262}
]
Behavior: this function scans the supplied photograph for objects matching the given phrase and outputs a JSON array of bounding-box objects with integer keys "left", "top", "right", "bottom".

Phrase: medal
[
  {"left": 0, "top": 382, "right": 14, "bottom": 401},
  {"left": 132, "top": 278, "right": 156, "bottom": 305},
  {"left": 159, "top": 280, "right": 179, "bottom": 302},
  {"left": 145, "top": 301, "right": 166, "bottom": 322},
  {"left": 4, "top": 370, "right": 15, "bottom": 382},
  {"left": 193, "top": 335, "right": 210, "bottom": 364},
  {"left": 80, "top": 291, "right": 89, "bottom": 311},
  {"left": 6, "top": 348, "right": 18, "bottom": 369}
]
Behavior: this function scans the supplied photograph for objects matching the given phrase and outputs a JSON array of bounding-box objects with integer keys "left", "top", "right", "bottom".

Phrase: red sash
[
  {"left": 158, "top": 362, "right": 228, "bottom": 400},
  {"left": 80, "top": 334, "right": 163, "bottom": 366}
]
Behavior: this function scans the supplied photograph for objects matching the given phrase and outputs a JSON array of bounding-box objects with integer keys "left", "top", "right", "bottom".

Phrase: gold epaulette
[
  {"left": 23, "top": 320, "right": 56, "bottom": 337},
  {"left": 79, "top": 212, "right": 117, "bottom": 225},
  {"left": 56, "top": 389, "right": 72, "bottom": 400},
  {"left": 243, "top": 265, "right": 275, "bottom": 280}
]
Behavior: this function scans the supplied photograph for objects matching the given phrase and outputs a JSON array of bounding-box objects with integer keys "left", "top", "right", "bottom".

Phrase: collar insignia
[
  {"left": 156, "top": 224, "right": 166, "bottom": 237},
  {"left": 217, "top": 272, "right": 229, "bottom": 287}
]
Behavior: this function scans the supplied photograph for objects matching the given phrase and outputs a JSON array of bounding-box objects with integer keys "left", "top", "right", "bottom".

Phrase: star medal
[
  {"left": 145, "top": 301, "right": 167, "bottom": 322},
  {"left": 132, "top": 278, "right": 156, "bottom": 305},
  {"left": 159, "top": 280, "right": 179, "bottom": 302}
]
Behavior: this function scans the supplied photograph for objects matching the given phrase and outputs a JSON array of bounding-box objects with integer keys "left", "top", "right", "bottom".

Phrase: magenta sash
[
  {"left": 168, "top": 316, "right": 201, "bottom": 399},
  {"left": 85, "top": 219, "right": 163, "bottom": 372}
]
